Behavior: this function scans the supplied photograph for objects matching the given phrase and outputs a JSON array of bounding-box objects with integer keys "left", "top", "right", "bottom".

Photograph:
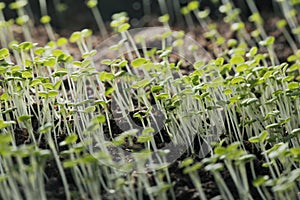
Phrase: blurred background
[{"left": 1, "top": 0, "right": 275, "bottom": 33}]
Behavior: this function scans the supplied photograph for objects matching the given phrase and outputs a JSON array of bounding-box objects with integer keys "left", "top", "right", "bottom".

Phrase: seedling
[
  {"left": 0, "top": 1, "right": 300, "bottom": 199},
  {"left": 86, "top": 0, "right": 108, "bottom": 38}
]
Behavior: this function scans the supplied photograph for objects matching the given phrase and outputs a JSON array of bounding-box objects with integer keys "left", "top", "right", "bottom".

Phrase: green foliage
[
  {"left": 1, "top": 1, "right": 300, "bottom": 199},
  {"left": 0, "top": 48, "right": 10, "bottom": 60},
  {"left": 40, "top": 15, "right": 51, "bottom": 24}
]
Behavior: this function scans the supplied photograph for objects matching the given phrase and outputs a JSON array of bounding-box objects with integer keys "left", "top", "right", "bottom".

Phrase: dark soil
[{"left": 6, "top": 9, "right": 296, "bottom": 200}]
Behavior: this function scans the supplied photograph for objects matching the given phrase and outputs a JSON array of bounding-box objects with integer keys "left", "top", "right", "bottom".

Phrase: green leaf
[
  {"left": 210, "top": 77, "right": 224, "bottom": 87},
  {"left": 113, "top": 129, "right": 138, "bottom": 146},
  {"left": 54, "top": 80, "right": 62, "bottom": 90},
  {"left": 73, "top": 61, "right": 82, "bottom": 67},
  {"left": 159, "top": 49, "right": 171, "bottom": 57},
  {"left": 214, "top": 146, "right": 227, "bottom": 156},
  {"left": 43, "top": 83, "right": 54, "bottom": 89},
  {"left": 193, "top": 61, "right": 205, "bottom": 69},
  {"left": 236, "top": 64, "right": 249, "bottom": 72},
  {"left": 40, "top": 15, "right": 51, "bottom": 24},
  {"left": 151, "top": 85, "right": 163, "bottom": 93},
  {"left": 183, "top": 163, "right": 202, "bottom": 174},
  {"left": 155, "top": 93, "right": 169, "bottom": 100},
  {"left": 181, "top": 158, "right": 194, "bottom": 167},
  {"left": 81, "top": 60, "right": 91, "bottom": 67},
  {"left": 9, "top": 0, "right": 27, "bottom": 9},
  {"left": 265, "top": 123, "right": 280, "bottom": 129},
  {"left": 0, "top": 93, "right": 10, "bottom": 101},
  {"left": 131, "top": 58, "right": 148, "bottom": 68},
  {"left": 237, "top": 154, "right": 256, "bottom": 163},
  {"left": 204, "top": 163, "right": 224, "bottom": 172},
  {"left": 16, "top": 15, "right": 29, "bottom": 25},
  {"left": 249, "top": 12, "right": 263, "bottom": 24},
  {"left": 188, "top": 44, "right": 199, "bottom": 51},
  {"left": 158, "top": 14, "right": 169, "bottom": 23},
  {"left": 0, "top": 134, "right": 11, "bottom": 145},
  {"left": 52, "top": 69, "right": 68, "bottom": 77},
  {"left": 34, "top": 47, "right": 45, "bottom": 55},
  {"left": 265, "top": 36, "right": 275, "bottom": 45},
  {"left": 142, "top": 127, "right": 154, "bottom": 135},
  {"left": 44, "top": 57, "right": 56, "bottom": 67},
  {"left": 110, "top": 18, "right": 126, "bottom": 28},
  {"left": 69, "top": 31, "right": 81, "bottom": 43},
  {"left": 52, "top": 49, "right": 65, "bottom": 57},
  {"left": 231, "top": 76, "right": 245, "bottom": 84},
  {"left": 291, "top": 0, "right": 300, "bottom": 5},
  {"left": 99, "top": 71, "right": 114, "bottom": 82},
  {"left": 259, "top": 36, "right": 275, "bottom": 46},
  {"left": 21, "top": 71, "right": 32, "bottom": 79},
  {"left": 172, "top": 39, "right": 184, "bottom": 47},
  {"left": 105, "top": 87, "right": 114, "bottom": 96},
  {"left": 94, "top": 100, "right": 107, "bottom": 107},
  {"left": 101, "top": 59, "right": 113, "bottom": 65},
  {"left": 288, "top": 82, "right": 299, "bottom": 90},
  {"left": 131, "top": 79, "right": 151, "bottom": 89},
  {"left": 48, "top": 90, "right": 59, "bottom": 97},
  {"left": 200, "top": 92, "right": 209, "bottom": 99},
  {"left": 46, "top": 41, "right": 56, "bottom": 48},
  {"left": 57, "top": 37, "right": 68, "bottom": 46},
  {"left": 137, "top": 135, "right": 153, "bottom": 143},
  {"left": 18, "top": 115, "right": 32, "bottom": 122},
  {"left": 0, "top": 2, "right": 6, "bottom": 10},
  {"left": 223, "top": 88, "right": 232, "bottom": 95},
  {"left": 79, "top": 154, "right": 98, "bottom": 164},
  {"left": 219, "top": 3, "right": 231, "bottom": 13},
  {"left": 293, "top": 26, "right": 300, "bottom": 34},
  {"left": 86, "top": 0, "right": 97, "bottom": 8},
  {"left": 241, "top": 98, "right": 258, "bottom": 106},
  {"left": 181, "top": 6, "right": 190, "bottom": 15},
  {"left": 118, "top": 23, "right": 130, "bottom": 32},
  {"left": 65, "top": 134, "right": 78, "bottom": 144},
  {"left": 231, "top": 22, "right": 244, "bottom": 31},
  {"left": 19, "top": 42, "right": 36, "bottom": 51},
  {"left": 249, "top": 136, "right": 260, "bottom": 143},
  {"left": 63, "top": 160, "right": 78, "bottom": 168},
  {"left": 276, "top": 19, "right": 286, "bottom": 29},
  {"left": 215, "top": 57, "right": 224, "bottom": 66},
  {"left": 117, "top": 60, "right": 128, "bottom": 67},
  {"left": 92, "top": 115, "right": 106, "bottom": 123},
  {"left": 81, "top": 52, "right": 90, "bottom": 59},
  {"left": 268, "top": 143, "right": 288, "bottom": 159},
  {"left": 253, "top": 176, "right": 269, "bottom": 187},
  {"left": 230, "top": 55, "right": 245, "bottom": 65},
  {"left": 227, "top": 39, "right": 237, "bottom": 47},
  {"left": 246, "top": 47, "right": 258, "bottom": 58},
  {"left": 0, "top": 48, "right": 10, "bottom": 60},
  {"left": 197, "top": 9, "right": 210, "bottom": 19},
  {"left": 38, "top": 123, "right": 53, "bottom": 134},
  {"left": 187, "top": 1, "right": 199, "bottom": 11},
  {"left": 38, "top": 91, "right": 48, "bottom": 98},
  {"left": 290, "top": 147, "right": 300, "bottom": 157},
  {"left": 260, "top": 131, "right": 268, "bottom": 142},
  {"left": 0, "top": 119, "right": 16, "bottom": 129},
  {"left": 81, "top": 29, "right": 92, "bottom": 38},
  {"left": 287, "top": 55, "right": 298, "bottom": 62},
  {"left": 84, "top": 106, "right": 96, "bottom": 113},
  {"left": 250, "top": 131, "right": 268, "bottom": 143}
]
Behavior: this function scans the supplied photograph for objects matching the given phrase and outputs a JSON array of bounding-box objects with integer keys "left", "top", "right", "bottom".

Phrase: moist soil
[{"left": 9, "top": 11, "right": 296, "bottom": 200}]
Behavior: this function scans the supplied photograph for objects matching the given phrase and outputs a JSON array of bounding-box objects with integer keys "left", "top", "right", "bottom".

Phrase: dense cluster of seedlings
[{"left": 0, "top": 0, "right": 300, "bottom": 199}]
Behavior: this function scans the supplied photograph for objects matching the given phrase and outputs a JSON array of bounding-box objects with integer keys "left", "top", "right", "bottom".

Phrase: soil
[{"left": 6, "top": 9, "right": 297, "bottom": 200}]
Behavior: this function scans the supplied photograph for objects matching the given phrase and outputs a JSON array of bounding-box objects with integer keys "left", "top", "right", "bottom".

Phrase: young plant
[{"left": 86, "top": 0, "right": 108, "bottom": 38}]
